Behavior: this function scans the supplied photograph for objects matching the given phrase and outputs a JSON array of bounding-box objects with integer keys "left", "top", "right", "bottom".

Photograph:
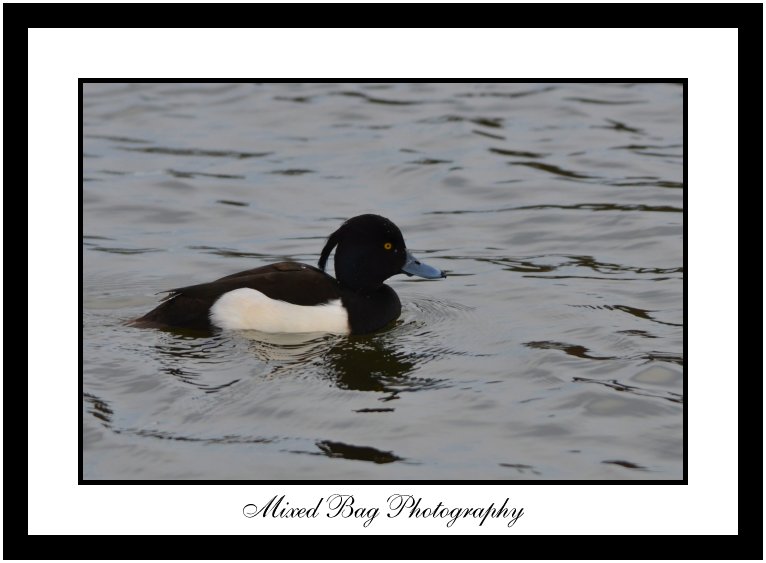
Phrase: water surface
[{"left": 83, "top": 82, "right": 684, "bottom": 480}]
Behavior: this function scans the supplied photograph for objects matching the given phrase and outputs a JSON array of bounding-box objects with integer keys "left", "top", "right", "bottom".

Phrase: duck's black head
[{"left": 318, "top": 214, "right": 445, "bottom": 292}]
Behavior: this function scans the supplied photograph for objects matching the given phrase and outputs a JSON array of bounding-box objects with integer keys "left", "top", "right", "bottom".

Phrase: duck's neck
[{"left": 339, "top": 284, "right": 401, "bottom": 334}]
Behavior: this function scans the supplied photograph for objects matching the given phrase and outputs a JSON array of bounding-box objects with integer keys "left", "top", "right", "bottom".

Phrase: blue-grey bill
[{"left": 402, "top": 250, "right": 446, "bottom": 279}]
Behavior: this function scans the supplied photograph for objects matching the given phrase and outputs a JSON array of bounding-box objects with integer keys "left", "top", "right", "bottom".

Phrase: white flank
[{"left": 209, "top": 288, "right": 350, "bottom": 334}]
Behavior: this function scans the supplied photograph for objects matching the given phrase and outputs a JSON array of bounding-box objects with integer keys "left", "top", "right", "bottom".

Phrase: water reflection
[
  {"left": 148, "top": 326, "right": 443, "bottom": 397},
  {"left": 83, "top": 133, "right": 149, "bottom": 144},
  {"left": 489, "top": 147, "right": 548, "bottom": 158},
  {"left": 599, "top": 118, "right": 645, "bottom": 133},
  {"left": 568, "top": 98, "right": 644, "bottom": 106},
  {"left": 151, "top": 333, "right": 240, "bottom": 392},
  {"left": 573, "top": 377, "right": 683, "bottom": 404},
  {"left": 335, "top": 90, "right": 421, "bottom": 106},
  {"left": 83, "top": 392, "right": 113, "bottom": 428},
  {"left": 570, "top": 303, "right": 683, "bottom": 326},
  {"left": 127, "top": 428, "right": 273, "bottom": 445},
  {"left": 243, "top": 331, "right": 337, "bottom": 363},
  {"left": 602, "top": 459, "right": 648, "bottom": 470},
  {"left": 166, "top": 168, "right": 245, "bottom": 180},
  {"left": 92, "top": 246, "right": 163, "bottom": 254},
  {"left": 319, "top": 336, "right": 419, "bottom": 392},
  {"left": 315, "top": 440, "right": 403, "bottom": 464},
  {"left": 499, "top": 463, "right": 542, "bottom": 476},
  {"left": 241, "top": 329, "right": 443, "bottom": 395},
  {"left": 123, "top": 146, "right": 270, "bottom": 158},
  {"left": 525, "top": 340, "right": 615, "bottom": 360},
  {"left": 510, "top": 160, "right": 594, "bottom": 179},
  {"left": 525, "top": 339, "right": 685, "bottom": 371}
]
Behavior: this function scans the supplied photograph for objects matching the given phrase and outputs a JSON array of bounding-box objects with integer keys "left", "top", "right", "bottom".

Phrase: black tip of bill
[{"left": 402, "top": 250, "right": 447, "bottom": 279}]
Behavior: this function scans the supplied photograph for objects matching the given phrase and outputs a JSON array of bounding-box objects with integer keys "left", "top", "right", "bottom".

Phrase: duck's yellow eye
[{"left": 383, "top": 242, "right": 393, "bottom": 250}]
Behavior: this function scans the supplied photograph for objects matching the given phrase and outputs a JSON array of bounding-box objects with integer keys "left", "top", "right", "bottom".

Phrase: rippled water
[{"left": 82, "top": 82, "right": 684, "bottom": 480}]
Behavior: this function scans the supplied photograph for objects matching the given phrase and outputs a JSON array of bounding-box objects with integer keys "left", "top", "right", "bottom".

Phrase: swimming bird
[{"left": 131, "top": 214, "right": 446, "bottom": 334}]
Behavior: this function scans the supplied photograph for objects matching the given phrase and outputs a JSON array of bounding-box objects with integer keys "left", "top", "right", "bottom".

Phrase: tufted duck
[{"left": 131, "top": 214, "right": 445, "bottom": 334}]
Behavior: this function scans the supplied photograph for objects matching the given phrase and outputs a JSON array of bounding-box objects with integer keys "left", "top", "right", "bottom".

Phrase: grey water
[{"left": 82, "top": 82, "right": 684, "bottom": 480}]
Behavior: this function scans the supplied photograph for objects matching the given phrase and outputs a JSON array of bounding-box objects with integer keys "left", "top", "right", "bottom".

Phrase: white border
[{"left": 28, "top": 28, "right": 737, "bottom": 535}]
